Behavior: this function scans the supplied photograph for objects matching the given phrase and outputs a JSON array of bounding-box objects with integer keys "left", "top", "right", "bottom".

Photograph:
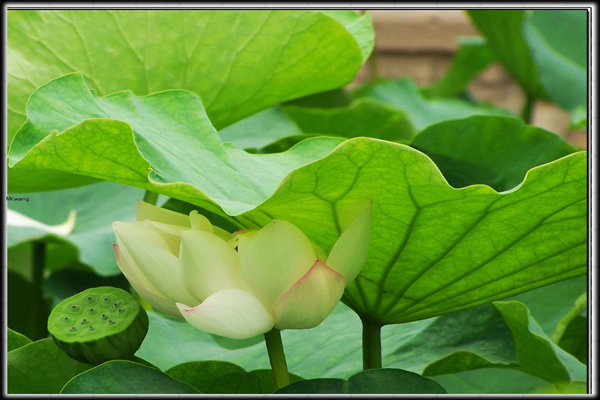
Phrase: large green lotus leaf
[
  {"left": 219, "top": 106, "right": 303, "bottom": 151},
  {"left": 166, "top": 361, "right": 303, "bottom": 394},
  {"left": 7, "top": 338, "right": 92, "bottom": 394},
  {"left": 357, "top": 78, "right": 514, "bottom": 130},
  {"left": 139, "top": 302, "right": 585, "bottom": 393},
  {"left": 431, "top": 368, "right": 554, "bottom": 394},
  {"left": 7, "top": 182, "right": 145, "bottom": 276},
  {"left": 531, "top": 381, "right": 587, "bottom": 394},
  {"left": 249, "top": 147, "right": 586, "bottom": 323},
  {"left": 229, "top": 113, "right": 576, "bottom": 189},
  {"left": 137, "top": 303, "right": 505, "bottom": 378},
  {"left": 7, "top": 328, "right": 32, "bottom": 352},
  {"left": 60, "top": 360, "right": 199, "bottom": 394},
  {"left": 467, "top": 10, "right": 546, "bottom": 99},
  {"left": 422, "top": 37, "right": 496, "bottom": 98},
  {"left": 467, "top": 10, "right": 587, "bottom": 112},
  {"left": 509, "top": 276, "right": 586, "bottom": 336},
  {"left": 7, "top": 9, "right": 371, "bottom": 135},
  {"left": 556, "top": 315, "right": 587, "bottom": 365},
  {"left": 552, "top": 292, "right": 587, "bottom": 364},
  {"left": 8, "top": 73, "right": 343, "bottom": 216},
  {"left": 7, "top": 9, "right": 371, "bottom": 192},
  {"left": 275, "top": 368, "right": 447, "bottom": 394},
  {"left": 283, "top": 98, "right": 415, "bottom": 142},
  {"left": 523, "top": 10, "right": 587, "bottom": 111},
  {"left": 410, "top": 116, "right": 577, "bottom": 191},
  {"left": 138, "top": 300, "right": 576, "bottom": 387},
  {"left": 424, "top": 301, "right": 586, "bottom": 385},
  {"left": 570, "top": 106, "right": 587, "bottom": 130},
  {"left": 220, "top": 98, "right": 415, "bottom": 152},
  {"left": 285, "top": 87, "right": 352, "bottom": 109},
  {"left": 10, "top": 73, "right": 587, "bottom": 324}
]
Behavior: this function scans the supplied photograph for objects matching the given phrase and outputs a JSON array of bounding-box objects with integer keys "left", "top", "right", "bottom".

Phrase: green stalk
[
  {"left": 357, "top": 10, "right": 379, "bottom": 81},
  {"left": 521, "top": 93, "right": 535, "bottom": 124},
  {"left": 143, "top": 190, "right": 159, "bottom": 205},
  {"left": 31, "top": 241, "right": 46, "bottom": 340},
  {"left": 264, "top": 328, "right": 290, "bottom": 390},
  {"left": 362, "top": 317, "right": 382, "bottom": 370}
]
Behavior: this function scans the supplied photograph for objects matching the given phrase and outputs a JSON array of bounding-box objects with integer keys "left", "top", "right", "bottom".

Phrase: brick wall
[{"left": 353, "top": 10, "right": 586, "bottom": 148}]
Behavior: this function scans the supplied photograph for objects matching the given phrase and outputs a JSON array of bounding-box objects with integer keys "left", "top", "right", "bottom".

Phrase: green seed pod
[{"left": 48, "top": 287, "right": 149, "bottom": 365}]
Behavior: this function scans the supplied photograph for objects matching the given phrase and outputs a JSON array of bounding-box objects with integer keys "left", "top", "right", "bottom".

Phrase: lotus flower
[{"left": 112, "top": 200, "right": 371, "bottom": 339}]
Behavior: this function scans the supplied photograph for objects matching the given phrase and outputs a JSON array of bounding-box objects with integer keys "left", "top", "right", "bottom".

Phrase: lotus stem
[
  {"left": 31, "top": 241, "right": 46, "bottom": 339},
  {"left": 264, "top": 328, "right": 290, "bottom": 390},
  {"left": 362, "top": 317, "right": 382, "bottom": 370},
  {"left": 521, "top": 93, "right": 535, "bottom": 124},
  {"left": 143, "top": 190, "right": 159, "bottom": 205}
]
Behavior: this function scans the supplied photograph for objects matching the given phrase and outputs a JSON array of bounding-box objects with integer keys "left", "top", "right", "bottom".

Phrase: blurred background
[{"left": 352, "top": 10, "right": 586, "bottom": 148}]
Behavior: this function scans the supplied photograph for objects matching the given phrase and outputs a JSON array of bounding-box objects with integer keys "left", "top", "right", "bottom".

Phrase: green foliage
[
  {"left": 6, "top": 8, "right": 588, "bottom": 395},
  {"left": 221, "top": 98, "right": 415, "bottom": 152},
  {"left": 7, "top": 328, "right": 32, "bottom": 352},
  {"left": 423, "top": 37, "right": 496, "bottom": 98},
  {"left": 7, "top": 339, "right": 92, "bottom": 394},
  {"left": 468, "top": 10, "right": 587, "bottom": 111},
  {"left": 570, "top": 106, "right": 587, "bottom": 130},
  {"left": 557, "top": 316, "right": 587, "bottom": 365},
  {"left": 10, "top": 74, "right": 586, "bottom": 326},
  {"left": 8, "top": 270, "right": 52, "bottom": 340},
  {"left": 275, "top": 368, "right": 447, "bottom": 394},
  {"left": 510, "top": 276, "right": 586, "bottom": 336},
  {"left": 356, "top": 78, "right": 513, "bottom": 131},
  {"left": 424, "top": 301, "right": 586, "bottom": 384},
  {"left": 432, "top": 368, "right": 552, "bottom": 394},
  {"left": 9, "top": 73, "right": 342, "bottom": 215},
  {"left": 8, "top": 182, "right": 144, "bottom": 276},
  {"left": 7, "top": 10, "right": 371, "bottom": 192},
  {"left": 60, "top": 360, "right": 200, "bottom": 394},
  {"left": 137, "top": 296, "right": 584, "bottom": 389},
  {"left": 283, "top": 98, "right": 415, "bottom": 141},
  {"left": 410, "top": 116, "right": 577, "bottom": 191},
  {"left": 166, "top": 361, "right": 303, "bottom": 394},
  {"left": 552, "top": 292, "right": 587, "bottom": 364}
]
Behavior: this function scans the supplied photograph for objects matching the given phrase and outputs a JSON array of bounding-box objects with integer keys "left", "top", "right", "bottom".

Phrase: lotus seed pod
[{"left": 48, "top": 287, "right": 149, "bottom": 365}]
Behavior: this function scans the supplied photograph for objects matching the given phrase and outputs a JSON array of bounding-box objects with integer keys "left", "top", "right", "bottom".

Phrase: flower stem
[
  {"left": 264, "top": 328, "right": 290, "bottom": 390},
  {"left": 362, "top": 317, "right": 382, "bottom": 370},
  {"left": 521, "top": 92, "right": 535, "bottom": 124},
  {"left": 143, "top": 190, "right": 159, "bottom": 205}
]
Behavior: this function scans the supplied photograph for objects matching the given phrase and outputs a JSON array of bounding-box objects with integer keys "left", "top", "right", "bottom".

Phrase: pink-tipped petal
[
  {"left": 273, "top": 259, "right": 345, "bottom": 330},
  {"left": 327, "top": 199, "right": 372, "bottom": 285},
  {"left": 176, "top": 289, "right": 274, "bottom": 340}
]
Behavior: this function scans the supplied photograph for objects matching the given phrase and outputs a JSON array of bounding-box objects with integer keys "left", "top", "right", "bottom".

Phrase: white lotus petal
[
  {"left": 113, "top": 224, "right": 198, "bottom": 306},
  {"left": 239, "top": 220, "right": 316, "bottom": 308},
  {"left": 113, "top": 244, "right": 182, "bottom": 319},
  {"left": 327, "top": 200, "right": 372, "bottom": 284},
  {"left": 180, "top": 229, "right": 242, "bottom": 301},
  {"left": 136, "top": 200, "right": 190, "bottom": 227},
  {"left": 177, "top": 289, "right": 274, "bottom": 339}
]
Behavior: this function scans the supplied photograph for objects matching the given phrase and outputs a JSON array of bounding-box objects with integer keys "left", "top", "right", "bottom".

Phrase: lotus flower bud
[{"left": 113, "top": 200, "right": 371, "bottom": 339}]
